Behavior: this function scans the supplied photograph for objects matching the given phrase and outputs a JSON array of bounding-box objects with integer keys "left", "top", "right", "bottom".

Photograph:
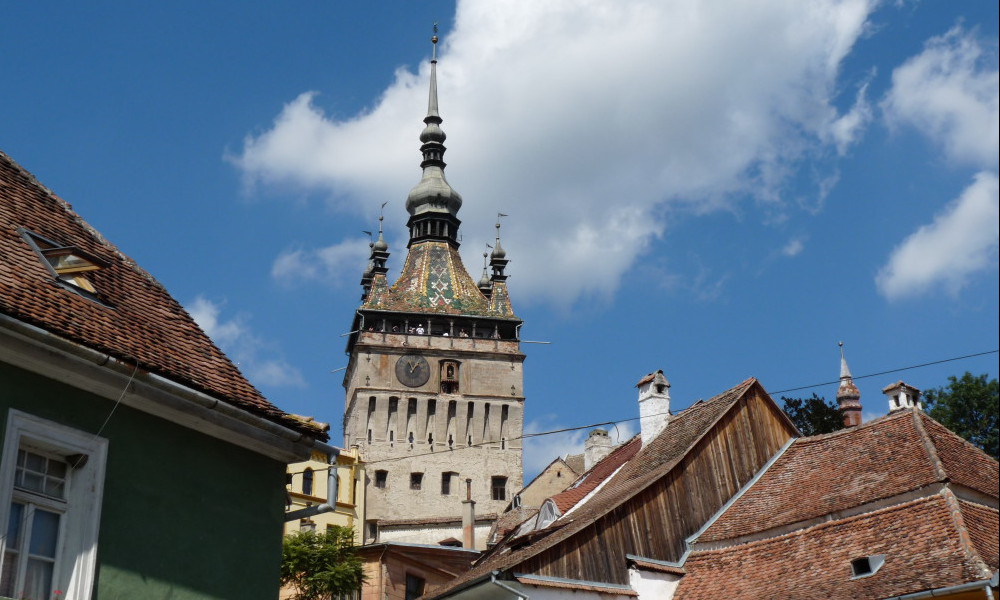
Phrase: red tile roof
[
  {"left": 548, "top": 435, "right": 641, "bottom": 513},
  {"left": 0, "top": 151, "right": 325, "bottom": 440},
  {"left": 959, "top": 500, "right": 999, "bottom": 571},
  {"left": 698, "top": 409, "right": 994, "bottom": 544},
  {"left": 677, "top": 493, "right": 994, "bottom": 600}
]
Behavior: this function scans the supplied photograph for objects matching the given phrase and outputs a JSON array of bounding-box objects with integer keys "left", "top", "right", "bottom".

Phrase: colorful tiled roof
[
  {"left": 697, "top": 409, "right": 998, "bottom": 544},
  {"left": 0, "top": 150, "right": 326, "bottom": 440},
  {"left": 363, "top": 241, "right": 515, "bottom": 318},
  {"left": 677, "top": 493, "right": 994, "bottom": 600}
]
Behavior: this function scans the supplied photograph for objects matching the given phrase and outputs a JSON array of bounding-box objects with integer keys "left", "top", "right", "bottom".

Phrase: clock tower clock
[{"left": 341, "top": 34, "right": 524, "bottom": 549}]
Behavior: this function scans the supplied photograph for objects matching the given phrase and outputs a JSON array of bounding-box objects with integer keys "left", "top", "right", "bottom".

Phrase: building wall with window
[
  {"left": 0, "top": 362, "right": 293, "bottom": 599},
  {"left": 284, "top": 446, "right": 366, "bottom": 543}
]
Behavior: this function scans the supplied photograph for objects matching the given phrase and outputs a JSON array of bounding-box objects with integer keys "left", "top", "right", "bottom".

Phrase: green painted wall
[{"left": 1, "top": 362, "right": 288, "bottom": 600}]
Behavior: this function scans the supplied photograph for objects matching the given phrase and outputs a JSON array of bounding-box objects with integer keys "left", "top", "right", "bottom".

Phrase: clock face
[{"left": 395, "top": 354, "right": 430, "bottom": 388}]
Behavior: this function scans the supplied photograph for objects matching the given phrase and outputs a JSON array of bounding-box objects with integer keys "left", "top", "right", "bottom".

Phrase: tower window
[
  {"left": 410, "top": 473, "right": 423, "bottom": 490},
  {"left": 441, "top": 361, "right": 460, "bottom": 394},
  {"left": 374, "top": 470, "right": 388, "bottom": 489},
  {"left": 441, "top": 472, "right": 458, "bottom": 495},
  {"left": 491, "top": 476, "right": 508, "bottom": 501}
]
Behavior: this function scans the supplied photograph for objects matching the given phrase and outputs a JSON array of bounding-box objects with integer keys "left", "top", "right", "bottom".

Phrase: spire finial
[{"left": 432, "top": 22, "right": 439, "bottom": 63}]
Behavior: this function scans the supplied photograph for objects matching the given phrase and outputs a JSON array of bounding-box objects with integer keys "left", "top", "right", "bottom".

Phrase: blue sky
[{"left": 3, "top": 1, "right": 997, "bottom": 479}]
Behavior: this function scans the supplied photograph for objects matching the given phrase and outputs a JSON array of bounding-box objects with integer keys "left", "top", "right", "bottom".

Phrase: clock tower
[{"left": 342, "top": 35, "right": 524, "bottom": 548}]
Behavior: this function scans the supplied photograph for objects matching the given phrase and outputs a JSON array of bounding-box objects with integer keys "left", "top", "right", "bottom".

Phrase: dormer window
[
  {"left": 850, "top": 554, "right": 885, "bottom": 579},
  {"left": 19, "top": 228, "right": 109, "bottom": 302}
]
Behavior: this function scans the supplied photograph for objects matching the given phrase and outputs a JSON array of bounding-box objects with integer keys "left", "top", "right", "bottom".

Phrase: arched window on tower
[{"left": 440, "top": 360, "right": 460, "bottom": 394}]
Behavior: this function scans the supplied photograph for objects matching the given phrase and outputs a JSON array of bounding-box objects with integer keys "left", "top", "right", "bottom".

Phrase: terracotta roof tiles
[
  {"left": 677, "top": 493, "right": 993, "bottom": 600},
  {"left": 698, "top": 409, "right": 956, "bottom": 543},
  {"left": 0, "top": 151, "right": 325, "bottom": 440}
]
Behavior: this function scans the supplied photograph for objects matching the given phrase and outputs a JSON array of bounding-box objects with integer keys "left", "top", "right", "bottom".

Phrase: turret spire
[
  {"left": 836, "top": 342, "right": 862, "bottom": 427},
  {"left": 405, "top": 27, "right": 463, "bottom": 248},
  {"left": 490, "top": 213, "right": 509, "bottom": 282}
]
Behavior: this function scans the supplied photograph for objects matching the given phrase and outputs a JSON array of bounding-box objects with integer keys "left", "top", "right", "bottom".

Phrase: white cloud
[
  {"left": 232, "top": 0, "right": 877, "bottom": 305},
  {"left": 782, "top": 237, "right": 806, "bottom": 257},
  {"left": 187, "top": 295, "right": 306, "bottom": 388},
  {"left": 272, "top": 237, "right": 371, "bottom": 286},
  {"left": 882, "top": 26, "right": 999, "bottom": 168},
  {"left": 876, "top": 27, "right": 999, "bottom": 300},
  {"left": 876, "top": 171, "right": 999, "bottom": 299}
]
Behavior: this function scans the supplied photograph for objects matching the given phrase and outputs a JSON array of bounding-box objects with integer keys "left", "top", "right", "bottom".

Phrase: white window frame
[{"left": 0, "top": 410, "right": 108, "bottom": 600}]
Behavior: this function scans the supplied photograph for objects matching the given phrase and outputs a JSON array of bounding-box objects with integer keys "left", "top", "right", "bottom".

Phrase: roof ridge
[
  {"left": 692, "top": 493, "right": 948, "bottom": 557},
  {"left": 940, "top": 487, "right": 995, "bottom": 579},
  {"left": 912, "top": 409, "right": 950, "bottom": 483},
  {"left": 795, "top": 408, "right": 911, "bottom": 443}
]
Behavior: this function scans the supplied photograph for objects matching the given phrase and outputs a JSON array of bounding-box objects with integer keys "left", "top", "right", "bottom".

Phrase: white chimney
[
  {"left": 584, "top": 429, "right": 613, "bottom": 471},
  {"left": 637, "top": 370, "right": 670, "bottom": 446},
  {"left": 883, "top": 381, "right": 921, "bottom": 412}
]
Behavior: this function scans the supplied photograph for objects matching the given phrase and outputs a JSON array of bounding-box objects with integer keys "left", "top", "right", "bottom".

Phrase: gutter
[
  {"left": 285, "top": 443, "right": 341, "bottom": 522},
  {"left": 492, "top": 572, "right": 529, "bottom": 600},
  {"left": 882, "top": 574, "right": 997, "bottom": 599},
  {"left": 0, "top": 313, "right": 316, "bottom": 461}
]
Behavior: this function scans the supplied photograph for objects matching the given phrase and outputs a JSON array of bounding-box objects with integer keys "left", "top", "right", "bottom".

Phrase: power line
[{"left": 287, "top": 348, "right": 998, "bottom": 473}]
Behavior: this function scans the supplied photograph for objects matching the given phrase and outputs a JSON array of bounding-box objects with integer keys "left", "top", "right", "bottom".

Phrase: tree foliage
[
  {"left": 923, "top": 372, "right": 999, "bottom": 460},
  {"left": 281, "top": 526, "right": 364, "bottom": 600},
  {"left": 781, "top": 393, "right": 845, "bottom": 436}
]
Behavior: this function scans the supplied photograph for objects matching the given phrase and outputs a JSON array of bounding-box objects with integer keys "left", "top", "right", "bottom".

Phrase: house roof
[
  {"left": 677, "top": 492, "right": 996, "bottom": 600},
  {"left": 0, "top": 150, "right": 325, "bottom": 441},
  {"left": 697, "top": 409, "right": 998, "bottom": 544},
  {"left": 430, "top": 378, "right": 760, "bottom": 598},
  {"left": 548, "top": 435, "right": 641, "bottom": 514}
]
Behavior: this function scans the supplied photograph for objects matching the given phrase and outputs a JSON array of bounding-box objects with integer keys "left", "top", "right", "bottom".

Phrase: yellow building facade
[{"left": 284, "top": 445, "right": 366, "bottom": 544}]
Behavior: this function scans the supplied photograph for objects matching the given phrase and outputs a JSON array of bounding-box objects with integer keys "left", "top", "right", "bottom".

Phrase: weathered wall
[{"left": 1, "top": 361, "right": 287, "bottom": 600}]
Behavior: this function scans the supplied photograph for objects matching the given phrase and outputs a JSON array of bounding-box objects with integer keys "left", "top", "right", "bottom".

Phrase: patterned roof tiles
[
  {"left": 364, "top": 241, "right": 516, "bottom": 318},
  {"left": 0, "top": 150, "right": 325, "bottom": 440}
]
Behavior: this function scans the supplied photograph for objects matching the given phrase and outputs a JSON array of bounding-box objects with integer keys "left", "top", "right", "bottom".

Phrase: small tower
[
  {"left": 883, "top": 381, "right": 921, "bottom": 412},
  {"left": 837, "top": 342, "right": 862, "bottom": 427},
  {"left": 636, "top": 370, "right": 670, "bottom": 446}
]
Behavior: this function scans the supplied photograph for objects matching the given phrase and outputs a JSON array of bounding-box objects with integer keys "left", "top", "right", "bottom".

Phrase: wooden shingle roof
[{"left": 0, "top": 150, "right": 325, "bottom": 440}]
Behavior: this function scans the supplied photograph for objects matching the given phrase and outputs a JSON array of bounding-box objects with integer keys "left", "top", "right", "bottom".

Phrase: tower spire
[
  {"left": 837, "top": 342, "right": 862, "bottom": 427},
  {"left": 490, "top": 213, "right": 509, "bottom": 282},
  {"left": 404, "top": 27, "right": 463, "bottom": 247}
]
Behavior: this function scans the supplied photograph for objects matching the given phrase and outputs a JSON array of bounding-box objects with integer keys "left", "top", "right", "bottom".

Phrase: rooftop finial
[{"left": 432, "top": 22, "right": 439, "bottom": 63}]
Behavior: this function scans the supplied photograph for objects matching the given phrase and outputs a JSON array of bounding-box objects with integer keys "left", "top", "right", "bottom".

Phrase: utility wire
[{"left": 288, "top": 348, "right": 998, "bottom": 473}]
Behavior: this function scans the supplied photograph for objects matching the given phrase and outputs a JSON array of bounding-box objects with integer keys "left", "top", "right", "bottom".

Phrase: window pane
[
  {"left": 21, "top": 471, "right": 45, "bottom": 494},
  {"left": 29, "top": 509, "right": 60, "bottom": 558},
  {"left": 0, "top": 552, "right": 18, "bottom": 597},
  {"left": 5, "top": 502, "right": 23, "bottom": 546},
  {"left": 23, "top": 557, "right": 54, "bottom": 600},
  {"left": 47, "top": 459, "right": 67, "bottom": 479},
  {"left": 25, "top": 452, "right": 45, "bottom": 474}
]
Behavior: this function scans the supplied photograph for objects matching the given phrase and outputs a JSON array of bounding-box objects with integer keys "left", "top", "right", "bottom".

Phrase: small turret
[{"left": 837, "top": 342, "right": 862, "bottom": 427}]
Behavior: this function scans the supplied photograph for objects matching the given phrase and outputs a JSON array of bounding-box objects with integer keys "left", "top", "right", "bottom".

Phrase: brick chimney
[
  {"left": 883, "top": 381, "right": 921, "bottom": 412},
  {"left": 584, "top": 429, "right": 613, "bottom": 471},
  {"left": 637, "top": 370, "right": 670, "bottom": 446}
]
